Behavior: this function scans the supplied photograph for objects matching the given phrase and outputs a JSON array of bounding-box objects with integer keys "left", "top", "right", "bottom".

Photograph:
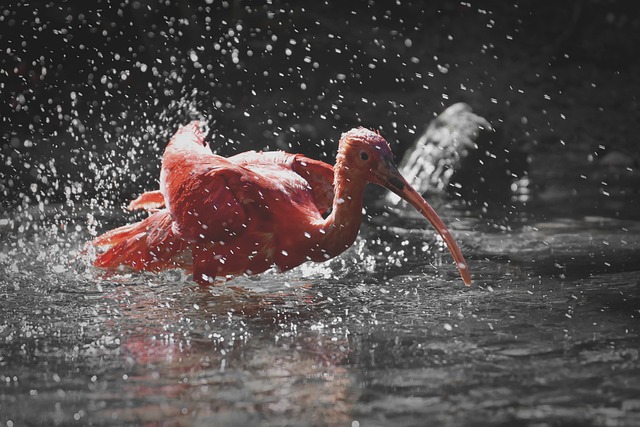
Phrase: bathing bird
[{"left": 92, "top": 122, "right": 472, "bottom": 286}]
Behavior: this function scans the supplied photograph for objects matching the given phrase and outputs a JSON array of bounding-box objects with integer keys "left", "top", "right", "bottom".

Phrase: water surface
[{"left": 1, "top": 187, "right": 639, "bottom": 426}]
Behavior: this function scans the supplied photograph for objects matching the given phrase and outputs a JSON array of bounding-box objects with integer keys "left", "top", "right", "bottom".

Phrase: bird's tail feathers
[{"left": 93, "top": 210, "right": 188, "bottom": 271}]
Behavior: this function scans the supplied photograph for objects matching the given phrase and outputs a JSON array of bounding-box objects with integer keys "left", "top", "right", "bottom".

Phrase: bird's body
[{"left": 93, "top": 122, "right": 471, "bottom": 286}]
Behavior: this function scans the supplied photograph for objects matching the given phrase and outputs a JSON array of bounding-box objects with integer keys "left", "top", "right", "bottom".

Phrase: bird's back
[{"left": 159, "top": 127, "right": 334, "bottom": 240}]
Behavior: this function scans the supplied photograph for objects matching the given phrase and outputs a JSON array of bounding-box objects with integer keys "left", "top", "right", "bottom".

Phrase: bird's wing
[
  {"left": 172, "top": 158, "right": 326, "bottom": 243},
  {"left": 166, "top": 160, "right": 249, "bottom": 243},
  {"left": 230, "top": 151, "right": 335, "bottom": 214},
  {"left": 163, "top": 147, "right": 337, "bottom": 248}
]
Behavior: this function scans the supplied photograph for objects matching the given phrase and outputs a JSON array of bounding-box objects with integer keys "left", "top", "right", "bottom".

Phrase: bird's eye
[{"left": 360, "top": 151, "right": 369, "bottom": 161}]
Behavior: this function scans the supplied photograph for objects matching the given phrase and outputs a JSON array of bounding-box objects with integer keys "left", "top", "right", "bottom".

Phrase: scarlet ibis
[{"left": 92, "top": 122, "right": 472, "bottom": 286}]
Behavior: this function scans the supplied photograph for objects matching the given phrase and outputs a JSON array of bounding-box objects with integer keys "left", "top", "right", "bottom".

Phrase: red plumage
[{"left": 93, "top": 122, "right": 471, "bottom": 286}]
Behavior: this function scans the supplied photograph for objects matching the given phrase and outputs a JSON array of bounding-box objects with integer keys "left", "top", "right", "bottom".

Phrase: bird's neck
[{"left": 319, "top": 152, "right": 367, "bottom": 257}]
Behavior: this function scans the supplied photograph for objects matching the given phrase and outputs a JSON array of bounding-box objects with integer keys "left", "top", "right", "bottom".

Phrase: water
[
  {"left": 3, "top": 1, "right": 639, "bottom": 424},
  {"left": 1, "top": 183, "right": 639, "bottom": 426}
]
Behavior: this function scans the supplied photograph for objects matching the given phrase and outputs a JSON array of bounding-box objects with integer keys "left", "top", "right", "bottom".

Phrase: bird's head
[
  {"left": 338, "top": 127, "right": 415, "bottom": 192},
  {"left": 337, "top": 127, "right": 394, "bottom": 179},
  {"left": 338, "top": 127, "right": 472, "bottom": 286}
]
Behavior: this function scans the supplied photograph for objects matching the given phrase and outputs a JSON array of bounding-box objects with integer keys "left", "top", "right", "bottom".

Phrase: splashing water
[
  {"left": 3, "top": 2, "right": 640, "bottom": 425},
  {"left": 2, "top": 182, "right": 640, "bottom": 425}
]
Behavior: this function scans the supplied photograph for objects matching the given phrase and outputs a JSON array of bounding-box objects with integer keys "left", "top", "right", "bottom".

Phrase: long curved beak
[{"left": 378, "top": 164, "right": 472, "bottom": 286}]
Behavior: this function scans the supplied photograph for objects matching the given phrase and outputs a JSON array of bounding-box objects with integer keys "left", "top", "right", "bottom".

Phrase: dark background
[{"left": 2, "top": 0, "right": 639, "bottom": 211}]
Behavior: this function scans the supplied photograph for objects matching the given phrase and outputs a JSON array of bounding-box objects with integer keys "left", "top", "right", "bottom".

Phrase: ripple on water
[{"left": 1, "top": 204, "right": 639, "bottom": 426}]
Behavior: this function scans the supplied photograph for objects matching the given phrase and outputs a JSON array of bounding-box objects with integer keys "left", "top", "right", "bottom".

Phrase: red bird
[{"left": 93, "top": 122, "right": 472, "bottom": 286}]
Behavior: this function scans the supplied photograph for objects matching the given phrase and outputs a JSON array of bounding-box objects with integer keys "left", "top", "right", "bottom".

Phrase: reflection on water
[{"left": 1, "top": 197, "right": 639, "bottom": 426}]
